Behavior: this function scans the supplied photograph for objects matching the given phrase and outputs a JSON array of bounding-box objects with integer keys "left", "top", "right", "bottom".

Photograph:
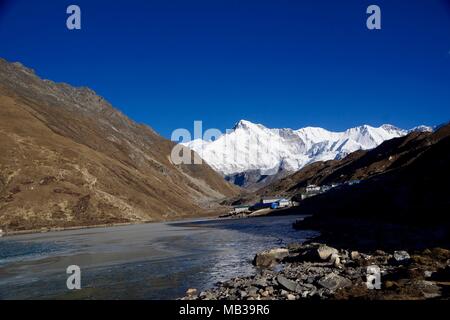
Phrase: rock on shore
[{"left": 181, "top": 243, "right": 450, "bottom": 300}]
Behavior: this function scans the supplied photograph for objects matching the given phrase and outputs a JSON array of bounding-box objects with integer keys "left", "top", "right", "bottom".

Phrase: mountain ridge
[
  {"left": 184, "top": 119, "right": 432, "bottom": 189},
  {"left": 0, "top": 58, "right": 238, "bottom": 232}
]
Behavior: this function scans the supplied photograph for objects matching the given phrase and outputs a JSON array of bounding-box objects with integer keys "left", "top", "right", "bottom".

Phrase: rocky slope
[
  {"left": 184, "top": 120, "right": 431, "bottom": 189},
  {"left": 0, "top": 58, "right": 238, "bottom": 232}
]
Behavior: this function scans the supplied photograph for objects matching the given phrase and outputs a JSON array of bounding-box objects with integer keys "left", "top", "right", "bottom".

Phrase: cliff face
[{"left": 0, "top": 58, "right": 238, "bottom": 231}]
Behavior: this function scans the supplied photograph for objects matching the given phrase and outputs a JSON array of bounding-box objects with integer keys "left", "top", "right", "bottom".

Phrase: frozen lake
[{"left": 0, "top": 215, "right": 317, "bottom": 300}]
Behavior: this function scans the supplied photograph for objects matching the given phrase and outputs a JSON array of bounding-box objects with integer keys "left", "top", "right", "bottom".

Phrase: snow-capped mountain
[{"left": 183, "top": 120, "right": 432, "bottom": 187}]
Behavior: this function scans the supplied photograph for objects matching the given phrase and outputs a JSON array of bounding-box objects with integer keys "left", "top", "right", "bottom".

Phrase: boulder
[
  {"left": 393, "top": 251, "right": 411, "bottom": 263},
  {"left": 253, "top": 248, "right": 289, "bottom": 268},
  {"left": 276, "top": 275, "right": 300, "bottom": 293},
  {"left": 330, "top": 253, "right": 342, "bottom": 268},
  {"left": 351, "top": 251, "right": 361, "bottom": 260},
  {"left": 317, "top": 245, "right": 339, "bottom": 261},
  {"left": 247, "top": 286, "right": 259, "bottom": 297},
  {"left": 318, "top": 273, "right": 352, "bottom": 291},
  {"left": 287, "top": 294, "right": 296, "bottom": 300},
  {"left": 254, "top": 278, "right": 268, "bottom": 288},
  {"left": 301, "top": 283, "right": 316, "bottom": 290},
  {"left": 186, "top": 288, "right": 197, "bottom": 296}
]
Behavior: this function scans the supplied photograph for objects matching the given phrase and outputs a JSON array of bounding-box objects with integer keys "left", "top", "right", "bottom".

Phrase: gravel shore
[{"left": 182, "top": 242, "right": 450, "bottom": 300}]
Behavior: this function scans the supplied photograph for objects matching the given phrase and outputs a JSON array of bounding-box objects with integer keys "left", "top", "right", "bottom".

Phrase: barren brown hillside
[{"left": 0, "top": 58, "right": 238, "bottom": 232}]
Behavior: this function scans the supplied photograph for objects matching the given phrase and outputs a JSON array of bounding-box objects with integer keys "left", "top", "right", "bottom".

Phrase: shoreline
[
  {"left": 0, "top": 206, "right": 299, "bottom": 238},
  {"left": 0, "top": 212, "right": 223, "bottom": 238},
  {"left": 1, "top": 221, "right": 148, "bottom": 238}
]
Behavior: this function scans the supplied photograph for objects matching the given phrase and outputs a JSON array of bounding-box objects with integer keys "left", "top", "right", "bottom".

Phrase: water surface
[{"left": 0, "top": 215, "right": 317, "bottom": 299}]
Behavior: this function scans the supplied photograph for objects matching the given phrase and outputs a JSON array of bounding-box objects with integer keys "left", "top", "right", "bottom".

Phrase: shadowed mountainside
[
  {"left": 0, "top": 58, "right": 238, "bottom": 232},
  {"left": 268, "top": 124, "right": 450, "bottom": 250},
  {"left": 257, "top": 130, "right": 433, "bottom": 198}
]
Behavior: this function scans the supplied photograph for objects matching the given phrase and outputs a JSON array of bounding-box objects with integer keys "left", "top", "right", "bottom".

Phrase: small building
[
  {"left": 231, "top": 206, "right": 250, "bottom": 214},
  {"left": 277, "top": 199, "right": 291, "bottom": 208},
  {"left": 306, "top": 185, "right": 321, "bottom": 193},
  {"left": 261, "top": 197, "right": 282, "bottom": 205}
]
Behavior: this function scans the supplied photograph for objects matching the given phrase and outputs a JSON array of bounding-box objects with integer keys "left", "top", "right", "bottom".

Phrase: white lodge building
[{"left": 306, "top": 185, "right": 321, "bottom": 193}]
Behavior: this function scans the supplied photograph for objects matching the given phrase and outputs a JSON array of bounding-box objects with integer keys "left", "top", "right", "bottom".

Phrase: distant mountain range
[
  {"left": 184, "top": 120, "right": 433, "bottom": 189},
  {"left": 0, "top": 58, "right": 238, "bottom": 232}
]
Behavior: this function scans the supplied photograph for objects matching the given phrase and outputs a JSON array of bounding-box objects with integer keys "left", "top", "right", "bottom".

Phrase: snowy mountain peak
[
  {"left": 183, "top": 121, "right": 431, "bottom": 177},
  {"left": 409, "top": 125, "right": 434, "bottom": 133},
  {"left": 233, "top": 119, "right": 266, "bottom": 131},
  {"left": 381, "top": 124, "right": 403, "bottom": 132}
]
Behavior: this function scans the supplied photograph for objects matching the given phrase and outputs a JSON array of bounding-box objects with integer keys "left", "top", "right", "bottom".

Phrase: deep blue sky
[{"left": 1, "top": 0, "right": 449, "bottom": 137}]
